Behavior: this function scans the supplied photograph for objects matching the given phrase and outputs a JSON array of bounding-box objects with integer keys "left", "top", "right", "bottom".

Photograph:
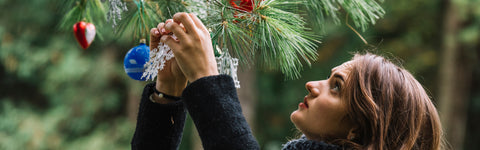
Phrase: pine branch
[
  {"left": 58, "top": 0, "right": 106, "bottom": 31},
  {"left": 253, "top": 0, "right": 319, "bottom": 79},
  {"left": 209, "top": 0, "right": 319, "bottom": 79},
  {"left": 211, "top": 20, "right": 257, "bottom": 64},
  {"left": 339, "top": 0, "right": 385, "bottom": 31},
  {"left": 57, "top": 0, "right": 385, "bottom": 79},
  {"left": 59, "top": 4, "right": 84, "bottom": 31},
  {"left": 155, "top": 0, "right": 189, "bottom": 21},
  {"left": 306, "top": 0, "right": 385, "bottom": 31},
  {"left": 116, "top": 0, "right": 160, "bottom": 43}
]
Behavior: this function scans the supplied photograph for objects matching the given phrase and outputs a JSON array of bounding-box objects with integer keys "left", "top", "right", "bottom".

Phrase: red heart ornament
[{"left": 73, "top": 21, "right": 96, "bottom": 49}]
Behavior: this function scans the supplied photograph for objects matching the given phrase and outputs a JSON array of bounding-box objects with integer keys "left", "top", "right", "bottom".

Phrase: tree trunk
[
  {"left": 438, "top": 0, "right": 472, "bottom": 149},
  {"left": 127, "top": 80, "right": 143, "bottom": 122},
  {"left": 237, "top": 65, "right": 257, "bottom": 132}
]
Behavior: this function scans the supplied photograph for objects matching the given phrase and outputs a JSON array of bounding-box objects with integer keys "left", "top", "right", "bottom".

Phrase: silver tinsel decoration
[{"left": 107, "top": 0, "right": 128, "bottom": 29}]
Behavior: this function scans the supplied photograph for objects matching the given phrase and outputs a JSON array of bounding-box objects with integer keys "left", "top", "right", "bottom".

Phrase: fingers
[
  {"left": 151, "top": 28, "right": 160, "bottom": 37},
  {"left": 173, "top": 12, "right": 197, "bottom": 35},
  {"left": 160, "top": 35, "right": 180, "bottom": 52},
  {"left": 156, "top": 22, "right": 167, "bottom": 34},
  {"left": 150, "top": 28, "right": 161, "bottom": 50},
  {"left": 165, "top": 21, "right": 188, "bottom": 41},
  {"left": 189, "top": 13, "right": 208, "bottom": 32},
  {"left": 150, "top": 28, "right": 160, "bottom": 40},
  {"left": 152, "top": 19, "right": 187, "bottom": 52}
]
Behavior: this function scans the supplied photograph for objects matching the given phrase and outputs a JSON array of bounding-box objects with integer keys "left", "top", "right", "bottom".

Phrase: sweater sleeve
[
  {"left": 131, "top": 83, "right": 186, "bottom": 150},
  {"left": 182, "top": 75, "right": 260, "bottom": 150}
]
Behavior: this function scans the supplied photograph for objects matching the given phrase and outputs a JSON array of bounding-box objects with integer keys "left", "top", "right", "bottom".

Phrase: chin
[{"left": 290, "top": 110, "right": 301, "bottom": 127}]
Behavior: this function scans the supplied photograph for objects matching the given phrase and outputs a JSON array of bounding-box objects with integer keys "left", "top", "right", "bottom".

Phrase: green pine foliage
[
  {"left": 210, "top": 20, "right": 254, "bottom": 63},
  {"left": 58, "top": 0, "right": 106, "bottom": 31},
  {"left": 58, "top": 0, "right": 385, "bottom": 79},
  {"left": 202, "top": 0, "right": 384, "bottom": 78},
  {"left": 156, "top": 0, "right": 189, "bottom": 21},
  {"left": 252, "top": 0, "right": 319, "bottom": 79},
  {"left": 116, "top": 0, "right": 188, "bottom": 42},
  {"left": 207, "top": 0, "right": 320, "bottom": 79},
  {"left": 117, "top": 0, "right": 161, "bottom": 42},
  {"left": 306, "top": 0, "right": 385, "bottom": 31}
]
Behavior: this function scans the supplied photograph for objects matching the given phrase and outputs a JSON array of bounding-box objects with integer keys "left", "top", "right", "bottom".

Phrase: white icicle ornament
[
  {"left": 141, "top": 42, "right": 175, "bottom": 81},
  {"left": 216, "top": 48, "right": 240, "bottom": 88},
  {"left": 141, "top": 37, "right": 240, "bottom": 88}
]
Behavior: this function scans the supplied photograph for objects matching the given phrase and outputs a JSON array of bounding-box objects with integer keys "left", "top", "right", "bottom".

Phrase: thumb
[{"left": 160, "top": 35, "right": 181, "bottom": 54}]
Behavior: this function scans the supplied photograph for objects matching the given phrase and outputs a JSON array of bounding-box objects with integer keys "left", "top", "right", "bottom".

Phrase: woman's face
[{"left": 290, "top": 61, "right": 355, "bottom": 141}]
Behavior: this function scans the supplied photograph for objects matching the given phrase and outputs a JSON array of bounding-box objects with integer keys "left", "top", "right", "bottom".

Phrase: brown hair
[{"left": 334, "top": 53, "right": 445, "bottom": 150}]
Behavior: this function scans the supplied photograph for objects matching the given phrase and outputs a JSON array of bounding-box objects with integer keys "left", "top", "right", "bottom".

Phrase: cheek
[
  {"left": 305, "top": 98, "right": 349, "bottom": 136},
  {"left": 312, "top": 98, "right": 345, "bottom": 118}
]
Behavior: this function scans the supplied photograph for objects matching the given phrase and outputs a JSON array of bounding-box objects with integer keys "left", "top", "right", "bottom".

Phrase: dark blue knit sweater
[{"left": 131, "top": 75, "right": 341, "bottom": 150}]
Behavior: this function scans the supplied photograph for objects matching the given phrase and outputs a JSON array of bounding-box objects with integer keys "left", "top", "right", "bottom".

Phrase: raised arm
[
  {"left": 182, "top": 74, "right": 260, "bottom": 149},
  {"left": 131, "top": 83, "right": 186, "bottom": 150},
  {"left": 162, "top": 12, "right": 259, "bottom": 149},
  {"left": 131, "top": 21, "right": 189, "bottom": 150}
]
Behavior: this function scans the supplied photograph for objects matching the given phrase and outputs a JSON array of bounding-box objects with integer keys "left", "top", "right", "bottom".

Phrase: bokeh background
[{"left": 1, "top": 0, "right": 479, "bottom": 149}]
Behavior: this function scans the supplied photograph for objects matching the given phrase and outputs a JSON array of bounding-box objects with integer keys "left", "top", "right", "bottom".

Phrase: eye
[{"left": 331, "top": 82, "right": 340, "bottom": 93}]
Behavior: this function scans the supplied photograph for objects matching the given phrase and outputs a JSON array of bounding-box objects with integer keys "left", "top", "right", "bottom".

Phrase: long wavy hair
[{"left": 333, "top": 53, "right": 445, "bottom": 150}]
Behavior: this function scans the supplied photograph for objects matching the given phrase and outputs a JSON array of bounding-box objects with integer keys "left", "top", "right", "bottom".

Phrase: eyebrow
[
  {"left": 333, "top": 73, "right": 345, "bottom": 82},
  {"left": 331, "top": 67, "right": 338, "bottom": 73}
]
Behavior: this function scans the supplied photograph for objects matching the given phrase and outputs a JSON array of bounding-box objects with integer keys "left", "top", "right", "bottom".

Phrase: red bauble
[
  {"left": 73, "top": 21, "right": 96, "bottom": 49},
  {"left": 230, "top": 0, "right": 254, "bottom": 12}
]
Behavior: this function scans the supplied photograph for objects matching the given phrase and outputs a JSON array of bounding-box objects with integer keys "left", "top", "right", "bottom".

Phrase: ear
[{"left": 347, "top": 126, "right": 359, "bottom": 140}]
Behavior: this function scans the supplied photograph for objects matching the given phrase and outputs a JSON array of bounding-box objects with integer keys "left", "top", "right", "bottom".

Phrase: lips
[{"left": 303, "top": 96, "right": 309, "bottom": 108}]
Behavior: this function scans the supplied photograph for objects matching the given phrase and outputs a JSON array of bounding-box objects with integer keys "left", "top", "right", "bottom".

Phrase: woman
[{"left": 131, "top": 12, "right": 445, "bottom": 150}]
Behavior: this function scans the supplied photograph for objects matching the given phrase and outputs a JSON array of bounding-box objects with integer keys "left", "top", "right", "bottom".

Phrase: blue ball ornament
[{"left": 124, "top": 43, "right": 149, "bottom": 81}]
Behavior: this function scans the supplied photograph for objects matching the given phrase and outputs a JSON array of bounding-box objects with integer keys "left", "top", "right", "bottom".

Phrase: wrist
[
  {"left": 150, "top": 93, "right": 177, "bottom": 104},
  {"left": 156, "top": 79, "right": 187, "bottom": 97},
  {"left": 190, "top": 70, "right": 219, "bottom": 82}
]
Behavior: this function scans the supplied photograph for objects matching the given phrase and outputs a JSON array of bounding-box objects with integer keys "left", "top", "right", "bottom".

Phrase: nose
[{"left": 305, "top": 81, "right": 321, "bottom": 97}]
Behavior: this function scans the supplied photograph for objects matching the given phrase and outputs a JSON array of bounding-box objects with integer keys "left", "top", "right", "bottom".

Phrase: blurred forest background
[{"left": 1, "top": 0, "right": 479, "bottom": 149}]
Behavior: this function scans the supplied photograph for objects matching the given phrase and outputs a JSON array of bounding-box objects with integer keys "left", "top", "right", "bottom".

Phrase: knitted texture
[
  {"left": 282, "top": 135, "right": 341, "bottom": 150},
  {"left": 182, "top": 75, "right": 260, "bottom": 150},
  {"left": 131, "top": 76, "right": 339, "bottom": 150},
  {"left": 131, "top": 83, "right": 186, "bottom": 150}
]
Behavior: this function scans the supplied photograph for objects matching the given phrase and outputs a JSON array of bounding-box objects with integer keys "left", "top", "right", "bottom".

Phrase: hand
[
  {"left": 150, "top": 21, "right": 187, "bottom": 100},
  {"left": 161, "top": 13, "right": 219, "bottom": 82}
]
